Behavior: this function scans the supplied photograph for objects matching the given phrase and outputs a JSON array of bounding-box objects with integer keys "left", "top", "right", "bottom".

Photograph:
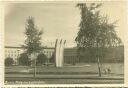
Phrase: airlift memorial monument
[{"left": 54, "top": 39, "right": 66, "bottom": 67}]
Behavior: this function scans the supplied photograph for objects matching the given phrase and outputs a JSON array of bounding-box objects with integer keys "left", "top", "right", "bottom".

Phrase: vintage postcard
[
  {"left": 1, "top": 0, "right": 127, "bottom": 86},
  {"left": 1, "top": 86, "right": 128, "bottom": 88}
]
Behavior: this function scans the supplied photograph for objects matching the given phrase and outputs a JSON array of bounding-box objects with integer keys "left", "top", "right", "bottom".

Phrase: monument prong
[
  {"left": 54, "top": 39, "right": 58, "bottom": 67},
  {"left": 54, "top": 39, "right": 65, "bottom": 67}
]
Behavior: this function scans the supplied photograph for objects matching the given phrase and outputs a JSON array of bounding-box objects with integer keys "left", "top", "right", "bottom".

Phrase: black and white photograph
[
  {"left": 4, "top": 1, "right": 126, "bottom": 84},
  {"left": 3, "top": 86, "right": 128, "bottom": 88}
]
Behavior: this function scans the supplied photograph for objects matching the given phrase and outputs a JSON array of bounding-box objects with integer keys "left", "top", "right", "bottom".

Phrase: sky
[{"left": 5, "top": 1, "right": 127, "bottom": 47}]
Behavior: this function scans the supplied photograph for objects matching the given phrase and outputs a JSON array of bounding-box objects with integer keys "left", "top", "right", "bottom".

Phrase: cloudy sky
[{"left": 5, "top": 1, "right": 126, "bottom": 47}]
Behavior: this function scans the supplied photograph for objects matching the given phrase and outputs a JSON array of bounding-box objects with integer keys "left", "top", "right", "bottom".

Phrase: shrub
[
  {"left": 36, "top": 53, "right": 48, "bottom": 65},
  {"left": 5, "top": 57, "right": 14, "bottom": 66},
  {"left": 18, "top": 53, "right": 30, "bottom": 66}
]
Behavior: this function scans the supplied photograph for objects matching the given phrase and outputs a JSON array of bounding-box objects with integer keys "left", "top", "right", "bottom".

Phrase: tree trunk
[
  {"left": 33, "top": 59, "right": 36, "bottom": 78},
  {"left": 97, "top": 57, "right": 101, "bottom": 77},
  {"left": 96, "top": 42, "right": 102, "bottom": 77}
]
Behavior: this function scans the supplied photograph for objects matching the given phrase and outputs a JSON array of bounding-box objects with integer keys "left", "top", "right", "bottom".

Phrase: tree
[
  {"left": 5, "top": 57, "right": 14, "bottom": 66},
  {"left": 23, "top": 16, "right": 43, "bottom": 63},
  {"left": 76, "top": 3, "right": 122, "bottom": 76},
  {"left": 18, "top": 53, "right": 30, "bottom": 66},
  {"left": 36, "top": 53, "right": 47, "bottom": 65},
  {"left": 24, "top": 16, "right": 43, "bottom": 54},
  {"left": 23, "top": 16, "right": 43, "bottom": 77}
]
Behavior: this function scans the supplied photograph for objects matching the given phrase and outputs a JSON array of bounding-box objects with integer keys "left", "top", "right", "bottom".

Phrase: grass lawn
[{"left": 5, "top": 63, "right": 124, "bottom": 75}]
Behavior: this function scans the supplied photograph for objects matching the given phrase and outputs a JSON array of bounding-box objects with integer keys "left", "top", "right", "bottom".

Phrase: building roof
[
  {"left": 5, "top": 46, "right": 78, "bottom": 49},
  {"left": 5, "top": 46, "right": 55, "bottom": 49},
  {"left": 5, "top": 46, "right": 23, "bottom": 49}
]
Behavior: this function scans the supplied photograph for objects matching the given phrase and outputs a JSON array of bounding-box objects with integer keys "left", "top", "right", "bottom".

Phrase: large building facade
[
  {"left": 5, "top": 46, "right": 124, "bottom": 65},
  {"left": 5, "top": 46, "right": 55, "bottom": 65},
  {"left": 5, "top": 46, "right": 24, "bottom": 65}
]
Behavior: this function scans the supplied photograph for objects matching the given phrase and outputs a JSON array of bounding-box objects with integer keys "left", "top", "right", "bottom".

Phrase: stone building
[
  {"left": 5, "top": 46, "right": 54, "bottom": 65},
  {"left": 5, "top": 46, "right": 24, "bottom": 65},
  {"left": 5, "top": 45, "right": 124, "bottom": 65}
]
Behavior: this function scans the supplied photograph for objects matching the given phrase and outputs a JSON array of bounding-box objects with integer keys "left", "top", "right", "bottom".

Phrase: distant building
[
  {"left": 5, "top": 46, "right": 24, "bottom": 65},
  {"left": 5, "top": 45, "right": 124, "bottom": 65},
  {"left": 5, "top": 46, "right": 55, "bottom": 65},
  {"left": 64, "top": 48, "right": 78, "bottom": 64},
  {"left": 42, "top": 47, "right": 54, "bottom": 58}
]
